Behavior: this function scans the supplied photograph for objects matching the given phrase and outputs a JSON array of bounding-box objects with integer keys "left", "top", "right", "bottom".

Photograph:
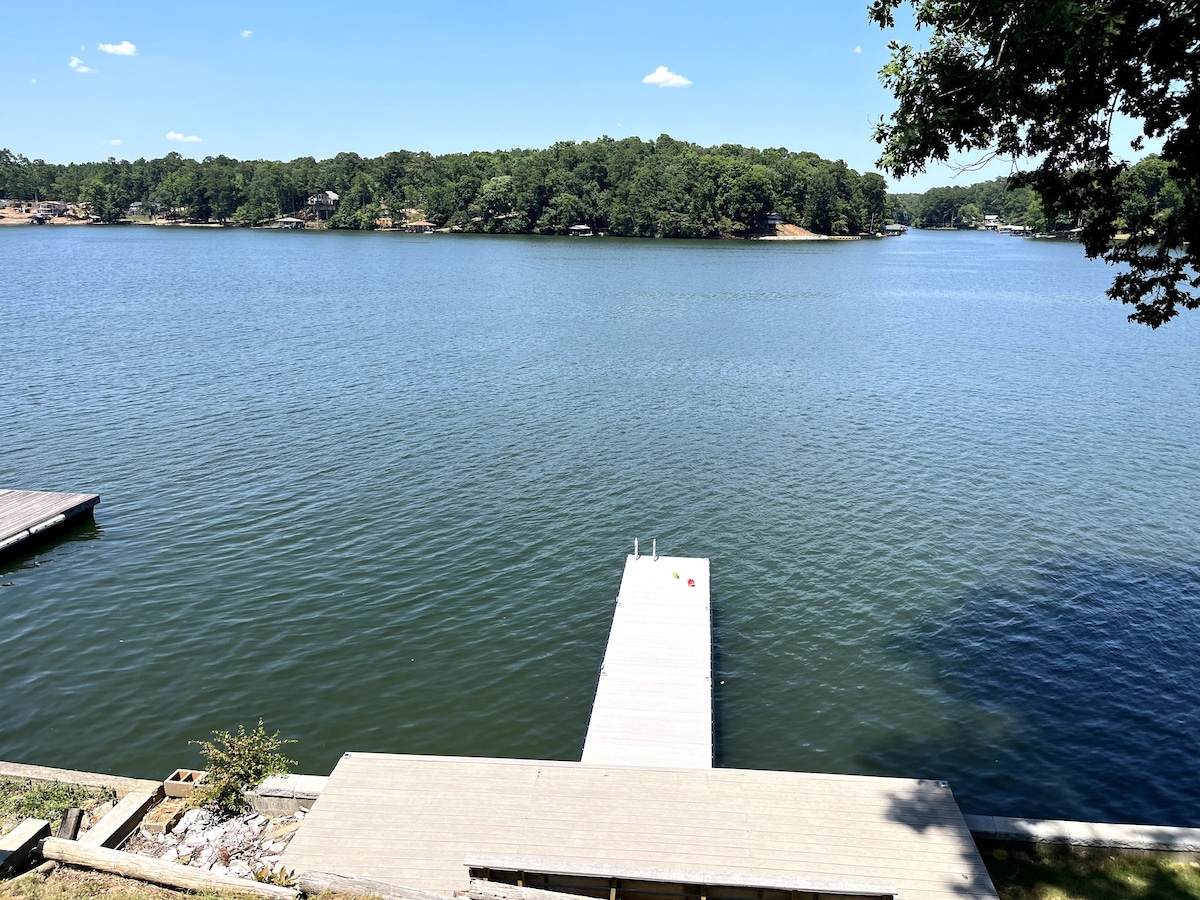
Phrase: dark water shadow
[
  {"left": 0, "top": 517, "right": 102, "bottom": 577},
  {"left": 861, "top": 558, "right": 1200, "bottom": 826}
]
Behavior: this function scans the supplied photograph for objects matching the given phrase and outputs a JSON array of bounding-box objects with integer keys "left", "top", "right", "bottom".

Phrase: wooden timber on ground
[
  {"left": 55, "top": 809, "right": 83, "bottom": 841},
  {"left": 466, "top": 858, "right": 896, "bottom": 900},
  {"left": 469, "top": 877, "right": 894, "bottom": 900},
  {"left": 0, "top": 760, "right": 161, "bottom": 800},
  {"left": 0, "top": 819, "right": 50, "bottom": 878},
  {"left": 469, "top": 879, "right": 609, "bottom": 900},
  {"left": 280, "top": 752, "right": 999, "bottom": 900},
  {"left": 581, "top": 553, "right": 713, "bottom": 768},
  {"left": 297, "top": 871, "right": 448, "bottom": 900},
  {"left": 78, "top": 791, "right": 157, "bottom": 848},
  {"left": 0, "top": 489, "right": 99, "bottom": 554},
  {"left": 38, "top": 837, "right": 298, "bottom": 900}
]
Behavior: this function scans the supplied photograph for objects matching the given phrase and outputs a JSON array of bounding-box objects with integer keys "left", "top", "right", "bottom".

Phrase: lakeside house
[
  {"left": 884, "top": 223, "right": 907, "bottom": 235},
  {"left": 306, "top": 190, "right": 340, "bottom": 220},
  {"left": 275, "top": 216, "right": 306, "bottom": 229},
  {"left": 567, "top": 223, "right": 593, "bottom": 237},
  {"left": 407, "top": 220, "right": 437, "bottom": 233}
]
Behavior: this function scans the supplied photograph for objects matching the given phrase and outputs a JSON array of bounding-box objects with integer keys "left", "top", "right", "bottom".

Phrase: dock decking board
[
  {"left": 581, "top": 554, "right": 712, "bottom": 769},
  {"left": 0, "top": 489, "right": 99, "bottom": 553},
  {"left": 280, "top": 753, "right": 998, "bottom": 900}
]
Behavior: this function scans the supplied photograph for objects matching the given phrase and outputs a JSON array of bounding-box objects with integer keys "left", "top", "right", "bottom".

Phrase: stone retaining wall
[
  {"left": 966, "top": 814, "right": 1200, "bottom": 858},
  {"left": 249, "top": 774, "right": 328, "bottom": 817}
]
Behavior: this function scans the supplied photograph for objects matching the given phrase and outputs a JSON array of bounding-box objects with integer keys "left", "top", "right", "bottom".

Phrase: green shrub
[{"left": 190, "top": 719, "right": 296, "bottom": 814}]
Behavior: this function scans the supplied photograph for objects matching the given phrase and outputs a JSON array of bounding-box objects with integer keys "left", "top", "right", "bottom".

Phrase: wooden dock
[
  {"left": 0, "top": 489, "right": 100, "bottom": 554},
  {"left": 581, "top": 552, "right": 712, "bottom": 768},
  {"left": 278, "top": 553, "right": 999, "bottom": 899},
  {"left": 281, "top": 753, "right": 998, "bottom": 900}
]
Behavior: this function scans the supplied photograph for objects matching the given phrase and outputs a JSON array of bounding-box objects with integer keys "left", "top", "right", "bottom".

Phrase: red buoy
[{"left": 687, "top": 578, "right": 695, "bottom": 587}]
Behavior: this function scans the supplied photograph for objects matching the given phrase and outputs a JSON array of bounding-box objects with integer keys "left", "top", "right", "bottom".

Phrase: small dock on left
[{"left": 0, "top": 489, "right": 100, "bottom": 554}]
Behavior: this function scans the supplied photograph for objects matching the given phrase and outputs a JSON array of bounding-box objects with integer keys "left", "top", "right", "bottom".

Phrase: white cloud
[
  {"left": 642, "top": 65, "right": 692, "bottom": 88},
  {"left": 30, "top": 78, "right": 37, "bottom": 85},
  {"left": 853, "top": 45, "right": 863, "bottom": 54},
  {"left": 98, "top": 40, "right": 137, "bottom": 56},
  {"left": 166, "top": 131, "right": 202, "bottom": 143},
  {"left": 105, "top": 139, "right": 122, "bottom": 146},
  {"left": 69, "top": 56, "right": 93, "bottom": 73},
  {"left": 240, "top": 29, "right": 253, "bottom": 38}
]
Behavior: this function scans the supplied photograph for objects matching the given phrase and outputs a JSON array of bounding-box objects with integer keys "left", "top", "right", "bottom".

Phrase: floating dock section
[
  {"left": 0, "top": 489, "right": 99, "bottom": 554},
  {"left": 581, "top": 551, "right": 712, "bottom": 768}
]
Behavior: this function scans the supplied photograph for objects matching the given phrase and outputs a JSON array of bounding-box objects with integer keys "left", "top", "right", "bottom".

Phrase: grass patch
[
  {"left": 0, "top": 867, "right": 359, "bottom": 900},
  {"left": 0, "top": 779, "right": 114, "bottom": 834},
  {"left": 981, "top": 844, "right": 1200, "bottom": 900},
  {"left": 0, "top": 867, "right": 247, "bottom": 900}
]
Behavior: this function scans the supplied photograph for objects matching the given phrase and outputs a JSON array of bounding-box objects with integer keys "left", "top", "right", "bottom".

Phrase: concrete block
[
  {"left": 249, "top": 773, "right": 327, "bottom": 816},
  {"left": 291, "top": 775, "right": 328, "bottom": 799},
  {"left": 141, "top": 798, "right": 189, "bottom": 835},
  {"left": 962, "top": 814, "right": 997, "bottom": 838},
  {"left": 971, "top": 814, "right": 1200, "bottom": 855},
  {"left": 249, "top": 795, "right": 300, "bottom": 818},
  {"left": 256, "top": 775, "right": 298, "bottom": 798},
  {"left": 163, "top": 769, "right": 206, "bottom": 798}
]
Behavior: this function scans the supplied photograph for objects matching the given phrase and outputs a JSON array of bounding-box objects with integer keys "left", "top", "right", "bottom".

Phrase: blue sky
[{"left": 5, "top": 2, "right": 1017, "bottom": 192}]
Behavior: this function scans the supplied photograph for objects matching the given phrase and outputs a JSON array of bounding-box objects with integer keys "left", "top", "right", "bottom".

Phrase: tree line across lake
[
  {"left": 1, "top": 136, "right": 890, "bottom": 237},
  {"left": 2, "top": 138, "right": 1179, "bottom": 241},
  {"left": 891, "top": 156, "right": 1182, "bottom": 234}
]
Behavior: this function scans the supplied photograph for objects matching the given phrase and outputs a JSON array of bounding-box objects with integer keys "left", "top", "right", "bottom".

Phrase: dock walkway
[
  {"left": 0, "top": 489, "right": 99, "bottom": 553},
  {"left": 281, "top": 753, "right": 997, "bottom": 900},
  {"left": 279, "top": 549, "right": 997, "bottom": 899},
  {"left": 581, "top": 553, "right": 712, "bottom": 768}
]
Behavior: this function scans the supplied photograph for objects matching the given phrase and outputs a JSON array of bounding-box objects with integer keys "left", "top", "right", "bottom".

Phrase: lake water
[{"left": 2, "top": 226, "right": 1198, "bottom": 826}]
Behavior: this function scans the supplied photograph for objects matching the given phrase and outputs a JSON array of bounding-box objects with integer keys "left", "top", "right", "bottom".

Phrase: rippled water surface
[{"left": 2, "top": 226, "right": 1198, "bottom": 825}]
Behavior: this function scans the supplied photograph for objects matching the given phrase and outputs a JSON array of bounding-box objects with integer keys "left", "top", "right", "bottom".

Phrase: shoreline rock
[{"left": 123, "top": 804, "right": 306, "bottom": 881}]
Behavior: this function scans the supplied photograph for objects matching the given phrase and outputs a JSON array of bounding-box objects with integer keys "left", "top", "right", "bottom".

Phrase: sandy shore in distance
[
  {"left": 753, "top": 223, "right": 832, "bottom": 240},
  {"left": 0, "top": 208, "right": 92, "bottom": 225}
]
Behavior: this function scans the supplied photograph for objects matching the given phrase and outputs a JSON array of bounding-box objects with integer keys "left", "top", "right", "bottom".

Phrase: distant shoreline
[{"left": 0, "top": 209, "right": 885, "bottom": 240}]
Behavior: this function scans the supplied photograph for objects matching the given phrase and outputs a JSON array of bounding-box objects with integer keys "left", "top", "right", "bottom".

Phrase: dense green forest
[
  {"left": 3, "top": 140, "right": 1178, "bottom": 240},
  {"left": 0, "top": 136, "right": 889, "bottom": 237},
  {"left": 891, "top": 156, "right": 1182, "bottom": 233}
]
